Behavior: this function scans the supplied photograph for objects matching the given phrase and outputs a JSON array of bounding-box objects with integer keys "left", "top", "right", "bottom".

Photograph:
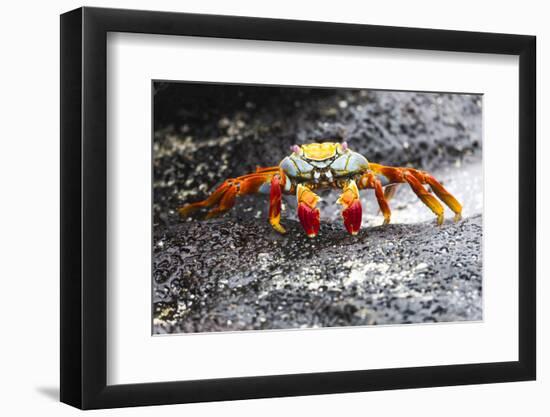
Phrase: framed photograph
[{"left": 60, "top": 6, "right": 536, "bottom": 409}]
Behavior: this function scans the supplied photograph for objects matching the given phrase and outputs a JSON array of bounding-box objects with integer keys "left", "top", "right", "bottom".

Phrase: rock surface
[
  {"left": 152, "top": 84, "right": 483, "bottom": 334},
  {"left": 153, "top": 215, "right": 482, "bottom": 333}
]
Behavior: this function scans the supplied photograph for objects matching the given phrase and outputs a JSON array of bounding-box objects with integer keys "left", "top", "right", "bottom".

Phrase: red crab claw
[
  {"left": 296, "top": 184, "right": 320, "bottom": 238},
  {"left": 298, "top": 202, "right": 320, "bottom": 238},
  {"left": 337, "top": 180, "right": 362, "bottom": 235},
  {"left": 342, "top": 200, "right": 362, "bottom": 235}
]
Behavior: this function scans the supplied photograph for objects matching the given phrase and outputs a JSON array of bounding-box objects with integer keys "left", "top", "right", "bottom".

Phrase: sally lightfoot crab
[{"left": 178, "top": 142, "right": 462, "bottom": 237}]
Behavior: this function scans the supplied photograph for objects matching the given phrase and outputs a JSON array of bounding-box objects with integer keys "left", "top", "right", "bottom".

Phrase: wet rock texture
[
  {"left": 154, "top": 216, "right": 482, "bottom": 333},
  {"left": 153, "top": 83, "right": 483, "bottom": 333}
]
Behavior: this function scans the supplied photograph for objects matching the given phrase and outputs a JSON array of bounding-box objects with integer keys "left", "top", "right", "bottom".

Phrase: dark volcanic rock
[{"left": 153, "top": 215, "right": 482, "bottom": 334}]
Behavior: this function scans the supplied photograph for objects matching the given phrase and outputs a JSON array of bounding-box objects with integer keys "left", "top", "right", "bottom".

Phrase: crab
[{"left": 178, "top": 142, "right": 462, "bottom": 237}]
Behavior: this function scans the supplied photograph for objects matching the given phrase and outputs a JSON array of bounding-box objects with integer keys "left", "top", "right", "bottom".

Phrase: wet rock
[{"left": 153, "top": 214, "right": 482, "bottom": 334}]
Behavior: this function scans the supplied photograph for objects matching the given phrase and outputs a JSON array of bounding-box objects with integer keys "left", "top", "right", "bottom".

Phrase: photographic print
[{"left": 152, "top": 82, "right": 482, "bottom": 334}]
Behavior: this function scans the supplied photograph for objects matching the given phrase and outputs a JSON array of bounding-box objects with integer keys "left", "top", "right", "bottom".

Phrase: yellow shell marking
[{"left": 300, "top": 142, "right": 339, "bottom": 161}]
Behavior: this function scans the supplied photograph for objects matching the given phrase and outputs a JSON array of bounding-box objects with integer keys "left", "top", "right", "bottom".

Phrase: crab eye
[
  {"left": 338, "top": 142, "right": 348, "bottom": 154},
  {"left": 291, "top": 144, "right": 301, "bottom": 154}
]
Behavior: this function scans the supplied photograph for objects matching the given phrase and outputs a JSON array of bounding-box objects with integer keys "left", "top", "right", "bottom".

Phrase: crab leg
[
  {"left": 178, "top": 166, "right": 281, "bottom": 219},
  {"left": 269, "top": 174, "right": 286, "bottom": 234},
  {"left": 177, "top": 181, "right": 230, "bottom": 217},
  {"left": 296, "top": 184, "right": 320, "bottom": 238},
  {"left": 337, "top": 180, "right": 362, "bottom": 235},
  {"left": 365, "top": 163, "right": 462, "bottom": 224},
  {"left": 362, "top": 173, "right": 391, "bottom": 225},
  {"left": 403, "top": 172, "right": 445, "bottom": 225},
  {"left": 422, "top": 173, "right": 462, "bottom": 222}
]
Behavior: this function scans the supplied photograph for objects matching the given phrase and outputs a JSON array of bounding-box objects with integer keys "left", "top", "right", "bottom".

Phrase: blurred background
[{"left": 152, "top": 82, "right": 483, "bottom": 334}]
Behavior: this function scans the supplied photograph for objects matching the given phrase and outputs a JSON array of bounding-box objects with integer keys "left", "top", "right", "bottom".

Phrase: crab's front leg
[
  {"left": 359, "top": 172, "right": 391, "bottom": 225},
  {"left": 268, "top": 173, "right": 286, "bottom": 234},
  {"left": 337, "top": 180, "right": 362, "bottom": 235},
  {"left": 296, "top": 184, "right": 320, "bottom": 237}
]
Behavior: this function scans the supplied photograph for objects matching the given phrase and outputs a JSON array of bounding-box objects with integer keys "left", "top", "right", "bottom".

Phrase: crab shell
[{"left": 277, "top": 142, "right": 370, "bottom": 193}]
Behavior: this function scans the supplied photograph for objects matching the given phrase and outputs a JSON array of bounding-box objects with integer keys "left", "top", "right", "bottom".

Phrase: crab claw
[
  {"left": 337, "top": 180, "right": 362, "bottom": 235},
  {"left": 298, "top": 202, "right": 320, "bottom": 238},
  {"left": 342, "top": 200, "right": 362, "bottom": 235},
  {"left": 296, "top": 184, "right": 320, "bottom": 238}
]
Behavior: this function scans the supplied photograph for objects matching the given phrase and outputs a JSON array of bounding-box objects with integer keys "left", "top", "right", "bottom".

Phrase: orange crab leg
[
  {"left": 177, "top": 166, "right": 281, "bottom": 219},
  {"left": 296, "top": 184, "right": 320, "bottom": 238},
  {"left": 362, "top": 173, "right": 391, "bottom": 225},
  {"left": 337, "top": 180, "right": 362, "bottom": 235},
  {"left": 366, "top": 163, "right": 462, "bottom": 224},
  {"left": 269, "top": 174, "right": 286, "bottom": 234},
  {"left": 423, "top": 173, "right": 462, "bottom": 221},
  {"left": 403, "top": 172, "right": 445, "bottom": 225},
  {"left": 177, "top": 182, "right": 230, "bottom": 217},
  {"left": 204, "top": 183, "right": 239, "bottom": 219}
]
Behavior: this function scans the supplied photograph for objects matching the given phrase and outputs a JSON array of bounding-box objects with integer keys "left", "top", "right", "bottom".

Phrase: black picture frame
[{"left": 60, "top": 6, "right": 536, "bottom": 410}]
